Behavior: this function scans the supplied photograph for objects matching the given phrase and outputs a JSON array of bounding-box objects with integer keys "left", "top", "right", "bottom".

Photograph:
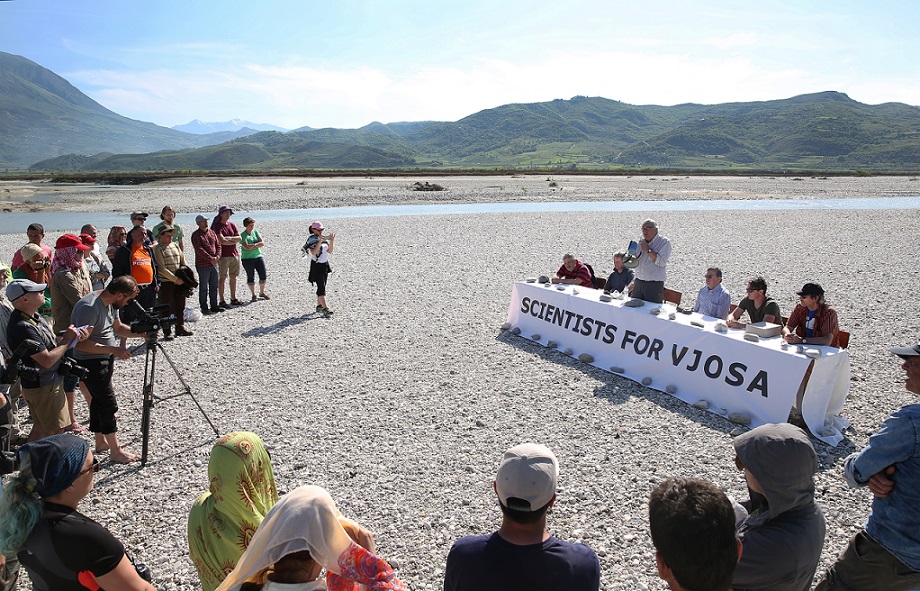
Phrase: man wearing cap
[
  {"left": 72, "top": 276, "right": 145, "bottom": 463},
  {"left": 80, "top": 232, "right": 110, "bottom": 291},
  {"left": 693, "top": 267, "right": 731, "bottom": 319},
  {"left": 629, "top": 219, "right": 672, "bottom": 304},
  {"left": 112, "top": 224, "right": 158, "bottom": 326},
  {"left": 444, "top": 443, "right": 600, "bottom": 591},
  {"left": 648, "top": 477, "right": 741, "bottom": 591},
  {"left": 191, "top": 214, "right": 222, "bottom": 314},
  {"left": 5, "top": 279, "right": 90, "bottom": 441},
  {"left": 783, "top": 282, "right": 839, "bottom": 347},
  {"left": 9, "top": 223, "right": 54, "bottom": 269},
  {"left": 731, "top": 423, "right": 826, "bottom": 591},
  {"left": 211, "top": 205, "right": 242, "bottom": 307},
  {"left": 816, "top": 339, "right": 920, "bottom": 591},
  {"left": 152, "top": 224, "right": 193, "bottom": 339}
]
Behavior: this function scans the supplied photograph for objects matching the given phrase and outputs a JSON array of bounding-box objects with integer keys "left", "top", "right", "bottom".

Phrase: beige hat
[
  {"left": 19, "top": 243, "right": 44, "bottom": 261},
  {"left": 495, "top": 443, "right": 558, "bottom": 511}
]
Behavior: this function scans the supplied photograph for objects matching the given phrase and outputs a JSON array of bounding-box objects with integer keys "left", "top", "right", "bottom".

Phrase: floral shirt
[{"left": 327, "top": 542, "right": 405, "bottom": 591}]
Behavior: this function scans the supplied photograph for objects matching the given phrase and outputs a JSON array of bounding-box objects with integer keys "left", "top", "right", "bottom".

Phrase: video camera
[
  {"left": 1, "top": 339, "right": 42, "bottom": 385},
  {"left": 128, "top": 300, "right": 176, "bottom": 335}
]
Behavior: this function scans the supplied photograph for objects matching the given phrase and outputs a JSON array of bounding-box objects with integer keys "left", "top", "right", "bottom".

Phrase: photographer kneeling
[
  {"left": 5, "top": 280, "right": 91, "bottom": 442},
  {"left": 71, "top": 276, "right": 145, "bottom": 464},
  {"left": 0, "top": 434, "right": 155, "bottom": 591}
]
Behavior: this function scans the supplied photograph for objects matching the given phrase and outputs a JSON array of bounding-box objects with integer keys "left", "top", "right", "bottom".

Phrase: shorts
[
  {"left": 21, "top": 382, "right": 68, "bottom": 432},
  {"left": 219, "top": 256, "right": 241, "bottom": 280}
]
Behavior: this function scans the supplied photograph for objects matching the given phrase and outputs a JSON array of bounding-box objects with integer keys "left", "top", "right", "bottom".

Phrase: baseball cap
[
  {"left": 55, "top": 234, "right": 90, "bottom": 251},
  {"left": 154, "top": 224, "right": 174, "bottom": 237},
  {"left": 79, "top": 233, "right": 97, "bottom": 245},
  {"left": 891, "top": 338, "right": 920, "bottom": 359},
  {"left": 218, "top": 205, "right": 234, "bottom": 216},
  {"left": 796, "top": 282, "right": 825, "bottom": 297},
  {"left": 6, "top": 278, "right": 47, "bottom": 301},
  {"left": 130, "top": 211, "right": 149, "bottom": 219},
  {"left": 195, "top": 214, "right": 208, "bottom": 223},
  {"left": 495, "top": 443, "right": 558, "bottom": 511},
  {"left": 309, "top": 221, "right": 324, "bottom": 231}
]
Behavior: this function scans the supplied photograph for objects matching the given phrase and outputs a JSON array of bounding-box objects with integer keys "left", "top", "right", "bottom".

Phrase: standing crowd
[{"left": 1, "top": 214, "right": 918, "bottom": 591}]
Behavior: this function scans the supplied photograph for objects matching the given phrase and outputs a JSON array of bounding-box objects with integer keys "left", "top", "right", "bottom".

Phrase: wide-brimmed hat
[
  {"left": 218, "top": 205, "right": 234, "bottom": 216},
  {"left": 19, "top": 243, "right": 44, "bottom": 261},
  {"left": 154, "top": 224, "right": 175, "bottom": 238}
]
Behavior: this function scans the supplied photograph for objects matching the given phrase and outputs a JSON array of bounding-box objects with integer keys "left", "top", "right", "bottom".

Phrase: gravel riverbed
[{"left": 2, "top": 175, "right": 919, "bottom": 590}]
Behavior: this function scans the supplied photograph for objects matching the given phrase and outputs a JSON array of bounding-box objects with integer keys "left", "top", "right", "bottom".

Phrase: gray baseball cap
[{"left": 6, "top": 278, "right": 47, "bottom": 301}]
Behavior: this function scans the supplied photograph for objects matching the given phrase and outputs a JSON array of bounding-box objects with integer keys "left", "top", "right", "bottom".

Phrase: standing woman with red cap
[{"left": 305, "top": 221, "right": 335, "bottom": 316}]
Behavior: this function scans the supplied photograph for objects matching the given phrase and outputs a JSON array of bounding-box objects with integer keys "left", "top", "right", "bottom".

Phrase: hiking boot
[{"left": 322, "top": 307, "right": 334, "bottom": 316}]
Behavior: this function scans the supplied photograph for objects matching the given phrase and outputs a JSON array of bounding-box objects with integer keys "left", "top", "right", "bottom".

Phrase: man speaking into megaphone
[{"left": 627, "top": 219, "right": 672, "bottom": 304}]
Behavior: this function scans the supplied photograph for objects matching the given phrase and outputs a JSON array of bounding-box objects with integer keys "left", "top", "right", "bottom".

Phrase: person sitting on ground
[
  {"left": 649, "top": 477, "right": 741, "bottom": 591},
  {"left": 551, "top": 253, "right": 594, "bottom": 288},
  {"left": 9, "top": 223, "right": 54, "bottom": 270},
  {"left": 726, "top": 276, "right": 782, "bottom": 329},
  {"left": 152, "top": 224, "right": 193, "bottom": 339},
  {"left": 603, "top": 252, "right": 634, "bottom": 294},
  {"left": 444, "top": 443, "right": 600, "bottom": 591},
  {"left": 782, "top": 282, "right": 840, "bottom": 347},
  {"left": 189, "top": 432, "right": 279, "bottom": 591},
  {"left": 12, "top": 243, "right": 52, "bottom": 315},
  {"left": 731, "top": 423, "right": 826, "bottom": 591},
  {"left": 815, "top": 338, "right": 920, "bottom": 591},
  {"left": 216, "top": 485, "right": 405, "bottom": 591},
  {"left": 693, "top": 267, "right": 731, "bottom": 319},
  {"left": 106, "top": 225, "right": 128, "bottom": 262},
  {"left": 0, "top": 434, "right": 155, "bottom": 591}
]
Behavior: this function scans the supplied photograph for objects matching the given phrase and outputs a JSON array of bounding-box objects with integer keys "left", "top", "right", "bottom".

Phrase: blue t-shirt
[
  {"left": 444, "top": 532, "right": 600, "bottom": 591},
  {"left": 805, "top": 309, "right": 819, "bottom": 337}
]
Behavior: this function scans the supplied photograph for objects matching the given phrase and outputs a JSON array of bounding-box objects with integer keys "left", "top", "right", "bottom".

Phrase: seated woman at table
[
  {"left": 216, "top": 485, "right": 405, "bottom": 591},
  {"left": 189, "top": 432, "right": 279, "bottom": 591}
]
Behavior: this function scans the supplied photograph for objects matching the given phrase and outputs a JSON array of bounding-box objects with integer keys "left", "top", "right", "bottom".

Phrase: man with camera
[
  {"left": 4, "top": 279, "right": 91, "bottom": 442},
  {"left": 71, "top": 276, "right": 145, "bottom": 464}
]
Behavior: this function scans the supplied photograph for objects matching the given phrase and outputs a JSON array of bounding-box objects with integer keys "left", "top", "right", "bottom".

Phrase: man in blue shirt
[
  {"left": 444, "top": 443, "right": 600, "bottom": 591},
  {"left": 816, "top": 338, "right": 920, "bottom": 591},
  {"left": 692, "top": 267, "right": 731, "bottom": 319}
]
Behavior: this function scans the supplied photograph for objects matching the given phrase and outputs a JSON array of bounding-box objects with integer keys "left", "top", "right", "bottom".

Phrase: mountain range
[
  {"left": 3, "top": 51, "right": 919, "bottom": 172},
  {"left": 172, "top": 119, "right": 291, "bottom": 134}
]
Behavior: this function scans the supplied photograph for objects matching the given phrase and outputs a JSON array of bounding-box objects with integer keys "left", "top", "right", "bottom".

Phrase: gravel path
[{"left": 2, "top": 178, "right": 919, "bottom": 590}]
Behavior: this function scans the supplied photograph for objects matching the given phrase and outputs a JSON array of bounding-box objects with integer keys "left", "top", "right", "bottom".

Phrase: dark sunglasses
[{"left": 78, "top": 457, "right": 101, "bottom": 476}]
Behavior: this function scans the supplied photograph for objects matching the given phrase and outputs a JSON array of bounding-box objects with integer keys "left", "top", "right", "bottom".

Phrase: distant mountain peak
[{"left": 172, "top": 119, "right": 289, "bottom": 134}]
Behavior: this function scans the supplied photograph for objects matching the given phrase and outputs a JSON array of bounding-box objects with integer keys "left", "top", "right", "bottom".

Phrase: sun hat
[
  {"left": 495, "top": 443, "right": 558, "bottom": 512},
  {"left": 6, "top": 278, "right": 47, "bottom": 301},
  {"left": 19, "top": 243, "right": 44, "bottom": 262},
  {"left": 309, "top": 221, "right": 324, "bottom": 232},
  {"left": 218, "top": 205, "right": 234, "bottom": 216},
  {"left": 154, "top": 224, "right": 175, "bottom": 237},
  {"left": 54, "top": 234, "right": 90, "bottom": 251},
  {"left": 18, "top": 434, "right": 90, "bottom": 498}
]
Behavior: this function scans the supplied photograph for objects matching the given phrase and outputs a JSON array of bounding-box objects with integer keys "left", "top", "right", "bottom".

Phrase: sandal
[{"left": 259, "top": 293, "right": 270, "bottom": 300}]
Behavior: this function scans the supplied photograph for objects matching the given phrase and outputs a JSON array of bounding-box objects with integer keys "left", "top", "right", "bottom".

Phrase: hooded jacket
[{"left": 732, "top": 424, "right": 826, "bottom": 591}]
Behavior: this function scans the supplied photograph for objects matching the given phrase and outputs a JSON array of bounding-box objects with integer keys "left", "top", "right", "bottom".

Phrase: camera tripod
[{"left": 139, "top": 330, "right": 219, "bottom": 467}]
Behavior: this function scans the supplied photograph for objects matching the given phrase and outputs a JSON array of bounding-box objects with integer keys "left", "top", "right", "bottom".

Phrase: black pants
[
  {"left": 632, "top": 279, "right": 664, "bottom": 304},
  {"left": 157, "top": 281, "right": 186, "bottom": 333},
  {"left": 80, "top": 356, "right": 119, "bottom": 434}
]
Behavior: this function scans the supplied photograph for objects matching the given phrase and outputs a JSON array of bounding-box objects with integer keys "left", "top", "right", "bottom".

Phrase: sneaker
[
  {"left": 219, "top": 301, "right": 230, "bottom": 309},
  {"left": 230, "top": 298, "right": 244, "bottom": 306},
  {"left": 316, "top": 305, "right": 324, "bottom": 312},
  {"left": 322, "top": 307, "right": 334, "bottom": 316},
  {"left": 176, "top": 329, "right": 194, "bottom": 337}
]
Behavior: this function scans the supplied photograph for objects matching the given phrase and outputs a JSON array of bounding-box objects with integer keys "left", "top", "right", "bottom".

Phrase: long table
[{"left": 506, "top": 282, "right": 850, "bottom": 445}]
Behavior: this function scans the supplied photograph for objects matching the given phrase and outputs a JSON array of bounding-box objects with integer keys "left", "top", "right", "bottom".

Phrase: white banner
[{"left": 506, "top": 282, "right": 850, "bottom": 444}]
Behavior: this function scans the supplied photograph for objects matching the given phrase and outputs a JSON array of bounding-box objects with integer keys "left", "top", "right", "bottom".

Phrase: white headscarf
[{"left": 215, "top": 486, "right": 353, "bottom": 591}]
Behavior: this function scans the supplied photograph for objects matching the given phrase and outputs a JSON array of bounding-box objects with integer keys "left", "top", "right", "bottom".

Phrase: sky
[{"left": 2, "top": 1, "right": 919, "bottom": 130}]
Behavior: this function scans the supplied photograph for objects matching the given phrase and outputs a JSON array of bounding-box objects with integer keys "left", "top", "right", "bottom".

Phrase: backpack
[{"left": 584, "top": 263, "right": 600, "bottom": 289}]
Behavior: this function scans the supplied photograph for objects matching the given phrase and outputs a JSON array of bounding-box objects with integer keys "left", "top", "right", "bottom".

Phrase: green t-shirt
[
  {"left": 240, "top": 229, "right": 263, "bottom": 259},
  {"left": 152, "top": 221, "right": 184, "bottom": 245}
]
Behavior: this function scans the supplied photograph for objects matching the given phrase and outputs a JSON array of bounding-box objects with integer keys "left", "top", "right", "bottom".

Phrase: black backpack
[{"left": 584, "top": 263, "right": 600, "bottom": 289}]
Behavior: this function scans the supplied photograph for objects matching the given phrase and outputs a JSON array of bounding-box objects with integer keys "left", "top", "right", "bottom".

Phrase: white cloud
[{"left": 703, "top": 32, "right": 759, "bottom": 50}]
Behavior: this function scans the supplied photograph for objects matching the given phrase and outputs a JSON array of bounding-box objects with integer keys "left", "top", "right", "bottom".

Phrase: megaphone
[{"left": 622, "top": 240, "right": 640, "bottom": 268}]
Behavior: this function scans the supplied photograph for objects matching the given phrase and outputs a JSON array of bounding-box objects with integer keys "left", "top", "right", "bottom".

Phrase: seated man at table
[
  {"left": 551, "top": 253, "right": 594, "bottom": 288},
  {"left": 727, "top": 276, "right": 782, "bottom": 329},
  {"left": 782, "top": 282, "right": 840, "bottom": 347},
  {"left": 732, "top": 423, "right": 826, "bottom": 591},
  {"left": 692, "top": 267, "right": 731, "bottom": 318},
  {"left": 603, "top": 252, "right": 633, "bottom": 294}
]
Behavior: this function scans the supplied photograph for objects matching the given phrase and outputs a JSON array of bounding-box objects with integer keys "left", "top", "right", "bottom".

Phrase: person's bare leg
[
  {"left": 229, "top": 274, "right": 238, "bottom": 300},
  {"left": 95, "top": 432, "right": 110, "bottom": 453},
  {"left": 64, "top": 389, "right": 86, "bottom": 432},
  {"left": 104, "top": 432, "right": 140, "bottom": 463},
  {"left": 247, "top": 282, "right": 256, "bottom": 298}
]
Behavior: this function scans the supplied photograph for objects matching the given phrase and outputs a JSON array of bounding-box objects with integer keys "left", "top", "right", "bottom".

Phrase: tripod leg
[{"left": 155, "top": 343, "right": 220, "bottom": 437}]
